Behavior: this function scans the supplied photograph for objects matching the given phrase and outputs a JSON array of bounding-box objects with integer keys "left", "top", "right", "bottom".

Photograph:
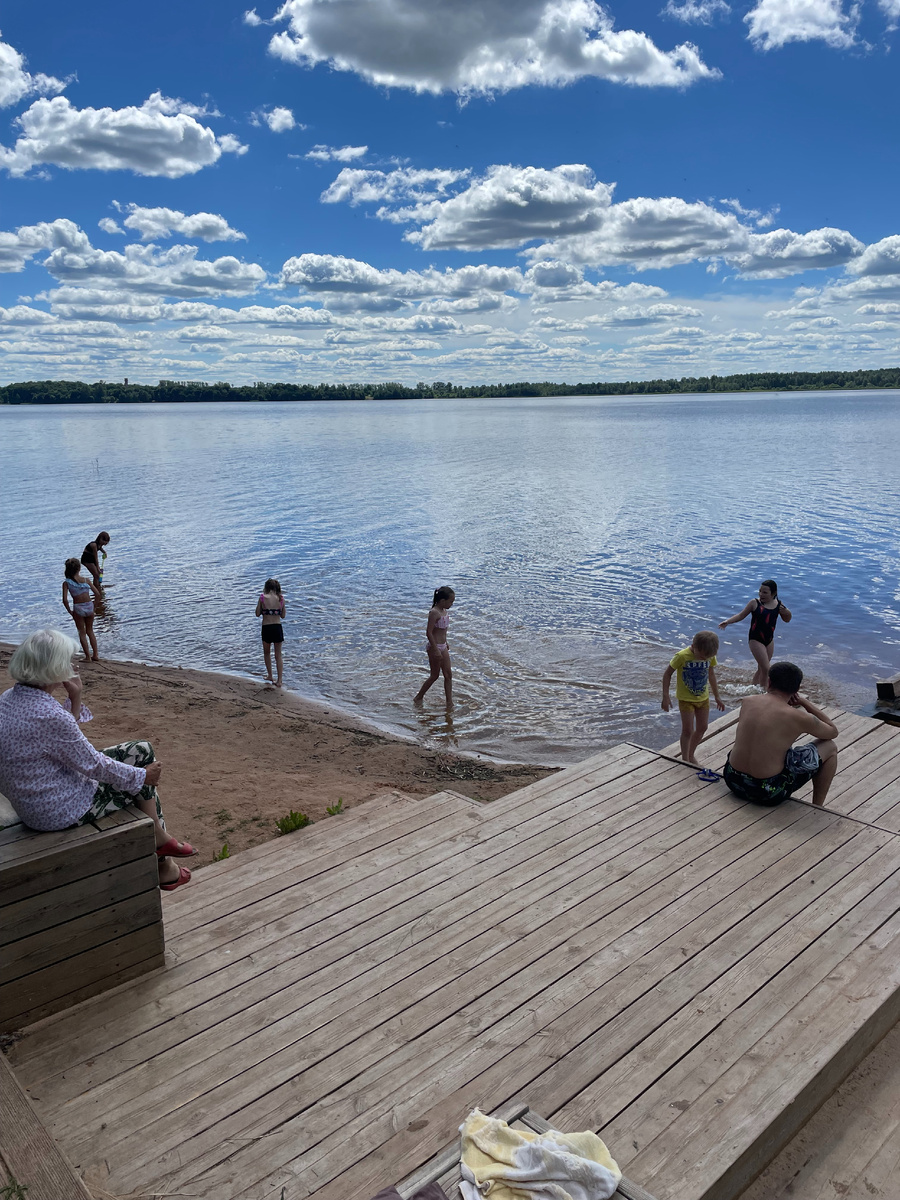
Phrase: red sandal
[
  {"left": 160, "top": 865, "right": 192, "bottom": 891},
  {"left": 156, "top": 837, "right": 198, "bottom": 858}
]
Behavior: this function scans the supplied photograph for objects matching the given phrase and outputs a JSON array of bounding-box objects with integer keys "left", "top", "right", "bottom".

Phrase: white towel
[{"left": 459, "top": 1109, "right": 621, "bottom": 1200}]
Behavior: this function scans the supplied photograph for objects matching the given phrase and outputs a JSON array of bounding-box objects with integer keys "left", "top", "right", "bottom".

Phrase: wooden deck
[{"left": 6, "top": 720, "right": 900, "bottom": 1200}]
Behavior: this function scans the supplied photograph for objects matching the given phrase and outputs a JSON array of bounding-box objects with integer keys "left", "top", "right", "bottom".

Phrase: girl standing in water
[
  {"left": 62, "top": 557, "right": 102, "bottom": 661},
  {"left": 255, "top": 578, "right": 286, "bottom": 687},
  {"left": 81, "top": 532, "right": 110, "bottom": 588},
  {"left": 414, "top": 586, "right": 455, "bottom": 707},
  {"left": 719, "top": 578, "right": 792, "bottom": 688}
]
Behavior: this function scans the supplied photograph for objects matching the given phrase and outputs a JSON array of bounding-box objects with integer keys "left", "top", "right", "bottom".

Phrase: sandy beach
[{"left": 0, "top": 644, "right": 556, "bottom": 865}]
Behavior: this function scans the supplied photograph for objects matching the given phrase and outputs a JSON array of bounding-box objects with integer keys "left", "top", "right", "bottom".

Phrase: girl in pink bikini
[
  {"left": 62, "top": 557, "right": 102, "bottom": 662},
  {"left": 414, "top": 586, "right": 455, "bottom": 707}
]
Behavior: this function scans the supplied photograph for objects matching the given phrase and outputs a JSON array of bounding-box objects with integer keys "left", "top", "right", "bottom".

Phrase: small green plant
[
  {"left": 213, "top": 808, "right": 232, "bottom": 824},
  {"left": 326, "top": 798, "right": 344, "bottom": 817},
  {"left": 1, "top": 1176, "right": 29, "bottom": 1200},
  {"left": 212, "top": 843, "right": 230, "bottom": 862},
  {"left": 275, "top": 810, "right": 312, "bottom": 835}
]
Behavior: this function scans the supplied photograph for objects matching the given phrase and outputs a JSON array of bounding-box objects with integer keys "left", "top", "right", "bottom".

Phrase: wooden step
[{"left": 0, "top": 1052, "right": 91, "bottom": 1199}]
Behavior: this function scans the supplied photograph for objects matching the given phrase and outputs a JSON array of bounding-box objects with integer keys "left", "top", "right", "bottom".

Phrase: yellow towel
[{"left": 459, "top": 1109, "right": 621, "bottom": 1200}]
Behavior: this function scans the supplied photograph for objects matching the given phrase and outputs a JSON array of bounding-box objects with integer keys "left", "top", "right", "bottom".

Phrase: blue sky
[{"left": 1, "top": 0, "right": 899, "bottom": 384}]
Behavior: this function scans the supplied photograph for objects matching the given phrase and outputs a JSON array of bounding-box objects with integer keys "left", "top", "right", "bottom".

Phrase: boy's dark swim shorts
[{"left": 723, "top": 744, "right": 821, "bottom": 807}]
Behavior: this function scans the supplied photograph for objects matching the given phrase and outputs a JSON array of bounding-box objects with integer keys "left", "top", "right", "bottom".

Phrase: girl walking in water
[
  {"left": 62, "top": 557, "right": 102, "bottom": 661},
  {"left": 719, "top": 578, "right": 792, "bottom": 687},
  {"left": 414, "top": 586, "right": 455, "bottom": 707},
  {"left": 255, "top": 578, "right": 286, "bottom": 687}
]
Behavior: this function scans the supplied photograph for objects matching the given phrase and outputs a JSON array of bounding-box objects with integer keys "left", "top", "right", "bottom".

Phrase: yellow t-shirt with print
[{"left": 670, "top": 647, "right": 717, "bottom": 703}]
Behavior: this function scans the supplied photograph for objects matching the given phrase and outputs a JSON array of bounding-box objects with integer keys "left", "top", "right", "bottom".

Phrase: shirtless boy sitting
[{"left": 723, "top": 661, "right": 838, "bottom": 808}]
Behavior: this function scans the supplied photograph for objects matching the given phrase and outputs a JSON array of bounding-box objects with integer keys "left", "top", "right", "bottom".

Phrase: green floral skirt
[{"left": 78, "top": 740, "right": 164, "bottom": 828}]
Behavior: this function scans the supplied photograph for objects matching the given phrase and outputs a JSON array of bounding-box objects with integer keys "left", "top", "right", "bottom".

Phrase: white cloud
[
  {"left": 265, "top": 0, "right": 719, "bottom": 94},
  {"left": 0, "top": 92, "right": 247, "bottom": 178},
  {"left": 591, "top": 302, "right": 703, "bottom": 325},
  {"left": 730, "top": 227, "right": 864, "bottom": 276},
  {"left": 406, "top": 164, "right": 615, "bottom": 250},
  {"left": 0, "top": 304, "right": 56, "bottom": 323},
  {"left": 98, "top": 218, "right": 124, "bottom": 235},
  {"left": 534, "top": 195, "right": 746, "bottom": 269},
  {"left": 0, "top": 218, "right": 89, "bottom": 273},
  {"left": 322, "top": 166, "right": 466, "bottom": 205},
  {"left": 848, "top": 235, "right": 900, "bottom": 277},
  {"left": 744, "top": 0, "right": 859, "bottom": 50},
  {"left": 0, "top": 33, "right": 67, "bottom": 109},
  {"left": 279, "top": 252, "right": 523, "bottom": 310},
  {"left": 120, "top": 205, "right": 246, "bottom": 242},
  {"left": 305, "top": 143, "right": 368, "bottom": 162},
  {"left": 263, "top": 105, "right": 296, "bottom": 131},
  {"left": 663, "top": 1, "right": 731, "bottom": 23},
  {"left": 43, "top": 240, "right": 266, "bottom": 298},
  {"left": 880, "top": 0, "right": 900, "bottom": 30}
]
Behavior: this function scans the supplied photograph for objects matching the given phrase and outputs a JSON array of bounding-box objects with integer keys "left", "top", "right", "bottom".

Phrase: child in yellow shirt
[{"left": 662, "top": 630, "right": 725, "bottom": 765}]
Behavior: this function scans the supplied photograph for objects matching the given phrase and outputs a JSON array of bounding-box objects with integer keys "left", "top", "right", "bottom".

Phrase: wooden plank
[
  {"left": 60, "top": 782, "right": 744, "bottom": 1176},
  {"left": 543, "top": 831, "right": 900, "bottom": 1142},
  {"left": 738, "top": 1020, "right": 900, "bottom": 1200},
  {"left": 0, "top": 923, "right": 165, "bottom": 1030},
  {"left": 591, "top": 871, "right": 900, "bottom": 1178},
  {"left": 12, "top": 759, "right": 666, "bottom": 1092},
  {"left": 21, "top": 759, "right": 691, "bottom": 1103},
  {"left": 125, "top": 801, "right": 831, "bottom": 1196},
  {"left": 1, "top": 889, "right": 162, "bottom": 982},
  {"left": 1, "top": 855, "right": 160, "bottom": 945},
  {"left": 0, "top": 1053, "right": 91, "bottom": 1200},
  {"left": 163, "top": 748, "right": 645, "bottom": 935},
  {"left": 162, "top": 794, "right": 487, "bottom": 940},
  {"left": 628, "top": 906, "right": 900, "bottom": 1200},
  {"left": 0, "top": 816, "right": 157, "bottom": 908},
  {"left": 0, "top": 807, "right": 139, "bottom": 860},
  {"left": 160, "top": 789, "right": 450, "bottom": 909},
  {"left": 167, "top": 751, "right": 655, "bottom": 947},
  {"left": 287, "top": 819, "right": 888, "bottom": 1200},
  {"left": 226, "top": 814, "right": 874, "bottom": 1200},
  {"left": 47, "top": 766, "right": 726, "bottom": 1152}
]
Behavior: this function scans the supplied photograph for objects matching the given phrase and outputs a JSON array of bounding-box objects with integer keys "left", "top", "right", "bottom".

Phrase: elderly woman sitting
[{"left": 0, "top": 629, "right": 195, "bottom": 890}]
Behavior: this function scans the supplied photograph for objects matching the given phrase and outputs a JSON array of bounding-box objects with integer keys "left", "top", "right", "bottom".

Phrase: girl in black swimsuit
[
  {"left": 255, "top": 578, "right": 286, "bottom": 686},
  {"left": 719, "top": 578, "right": 792, "bottom": 688}
]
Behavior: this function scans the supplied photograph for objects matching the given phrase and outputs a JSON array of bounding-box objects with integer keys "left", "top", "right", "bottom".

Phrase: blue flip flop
[{"left": 697, "top": 768, "right": 721, "bottom": 782}]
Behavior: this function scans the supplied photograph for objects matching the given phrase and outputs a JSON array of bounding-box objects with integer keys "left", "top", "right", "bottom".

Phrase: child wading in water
[
  {"left": 414, "top": 586, "right": 455, "bottom": 707},
  {"left": 662, "top": 630, "right": 725, "bottom": 765},
  {"left": 255, "top": 578, "right": 286, "bottom": 687},
  {"left": 81, "top": 532, "right": 110, "bottom": 589},
  {"left": 62, "top": 558, "right": 102, "bottom": 661},
  {"left": 719, "top": 579, "right": 792, "bottom": 688}
]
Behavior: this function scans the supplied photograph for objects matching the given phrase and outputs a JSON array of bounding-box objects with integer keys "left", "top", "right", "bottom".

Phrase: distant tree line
[{"left": 2, "top": 367, "right": 900, "bottom": 405}]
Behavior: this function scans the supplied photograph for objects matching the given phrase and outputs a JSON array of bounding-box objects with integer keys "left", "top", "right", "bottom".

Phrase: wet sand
[{"left": 0, "top": 644, "right": 556, "bottom": 864}]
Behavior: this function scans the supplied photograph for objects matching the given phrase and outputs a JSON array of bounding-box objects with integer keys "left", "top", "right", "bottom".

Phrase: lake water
[{"left": 0, "top": 392, "right": 897, "bottom": 765}]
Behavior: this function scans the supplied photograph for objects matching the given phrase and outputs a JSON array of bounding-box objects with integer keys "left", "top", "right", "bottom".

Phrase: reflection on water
[{"left": 1, "top": 392, "right": 898, "bottom": 765}]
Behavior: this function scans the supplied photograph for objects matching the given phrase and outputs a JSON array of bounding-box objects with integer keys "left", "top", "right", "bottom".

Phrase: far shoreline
[{"left": 1, "top": 369, "right": 899, "bottom": 406}]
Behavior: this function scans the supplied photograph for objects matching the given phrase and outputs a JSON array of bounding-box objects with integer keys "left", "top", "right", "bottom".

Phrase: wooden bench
[
  {"left": 0, "top": 809, "right": 165, "bottom": 1032},
  {"left": 396, "top": 1102, "right": 658, "bottom": 1200}
]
